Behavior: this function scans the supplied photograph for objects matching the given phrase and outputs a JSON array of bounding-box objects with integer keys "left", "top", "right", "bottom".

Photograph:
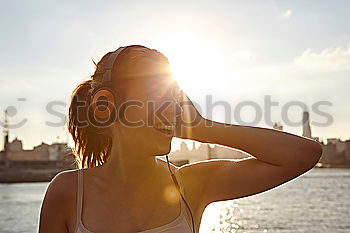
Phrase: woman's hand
[{"left": 174, "top": 90, "right": 207, "bottom": 141}]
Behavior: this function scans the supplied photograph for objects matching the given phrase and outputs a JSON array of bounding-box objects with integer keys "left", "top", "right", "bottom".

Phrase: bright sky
[{"left": 1, "top": 0, "right": 350, "bottom": 150}]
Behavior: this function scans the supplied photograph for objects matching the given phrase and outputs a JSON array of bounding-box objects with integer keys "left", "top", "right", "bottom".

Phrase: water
[
  {"left": 201, "top": 168, "right": 350, "bottom": 233},
  {"left": 0, "top": 168, "right": 349, "bottom": 233}
]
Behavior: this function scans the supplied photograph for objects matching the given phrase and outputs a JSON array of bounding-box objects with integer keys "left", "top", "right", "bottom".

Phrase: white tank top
[{"left": 74, "top": 167, "right": 194, "bottom": 233}]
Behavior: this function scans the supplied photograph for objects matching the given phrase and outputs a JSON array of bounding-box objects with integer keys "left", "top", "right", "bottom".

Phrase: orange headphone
[{"left": 88, "top": 46, "right": 129, "bottom": 128}]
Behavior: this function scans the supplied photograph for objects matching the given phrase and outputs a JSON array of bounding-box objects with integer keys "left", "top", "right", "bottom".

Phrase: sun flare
[{"left": 160, "top": 37, "right": 232, "bottom": 95}]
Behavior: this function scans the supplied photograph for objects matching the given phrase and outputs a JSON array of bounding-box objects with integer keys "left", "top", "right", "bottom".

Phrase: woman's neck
[{"left": 97, "top": 136, "right": 164, "bottom": 189}]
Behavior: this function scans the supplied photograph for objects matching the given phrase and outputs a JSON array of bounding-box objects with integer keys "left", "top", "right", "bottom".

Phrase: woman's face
[{"left": 113, "top": 73, "right": 182, "bottom": 156}]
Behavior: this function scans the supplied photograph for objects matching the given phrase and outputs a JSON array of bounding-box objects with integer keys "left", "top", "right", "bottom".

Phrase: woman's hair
[{"left": 68, "top": 45, "right": 170, "bottom": 168}]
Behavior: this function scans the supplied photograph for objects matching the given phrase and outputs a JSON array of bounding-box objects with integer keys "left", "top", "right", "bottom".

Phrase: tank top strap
[{"left": 75, "top": 169, "right": 83, "bottom": 232}]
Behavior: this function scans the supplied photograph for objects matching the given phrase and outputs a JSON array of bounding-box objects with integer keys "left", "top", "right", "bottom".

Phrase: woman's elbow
[
  {"left": 309, "top": 140, "right": 323, "bottom": 161},
  {"left": 297, "top": 140, "right": 323, "bottom": 169}
]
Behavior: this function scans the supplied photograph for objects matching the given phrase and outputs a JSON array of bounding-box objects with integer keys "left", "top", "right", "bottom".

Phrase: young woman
[{"left": 38, "top": 45, "right": 323, "bottom": 233}]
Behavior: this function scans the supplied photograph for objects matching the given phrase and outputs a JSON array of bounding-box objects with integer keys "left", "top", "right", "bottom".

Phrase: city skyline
[
  {"left": 2, "top": 108, "right": 348, "bottom": 169},
  {"left": 1, "top": 108, "right": 348, "bottom": 152}
]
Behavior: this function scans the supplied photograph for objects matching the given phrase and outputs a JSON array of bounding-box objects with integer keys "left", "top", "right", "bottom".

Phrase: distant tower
[
  {"left": 3, "top": 110, "right": 10, "bottom": 166},
  {"left": 3, "top": 110, "right": 9, "bottom": 150},
  {"left": 180, "top": 141, "right": 189, "bottom": 151},
  {"left": 302, "top": 111, "right": 312, "bottom": 138}
]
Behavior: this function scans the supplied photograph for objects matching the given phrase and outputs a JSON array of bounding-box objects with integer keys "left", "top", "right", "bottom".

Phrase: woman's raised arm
[{"left": 174, "top": 92, "right": 322, "bottom": 217}]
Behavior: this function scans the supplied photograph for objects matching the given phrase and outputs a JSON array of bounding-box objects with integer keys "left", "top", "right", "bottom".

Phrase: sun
[{"left": 159, "top": 37, "right": 231, "bottom": 95}]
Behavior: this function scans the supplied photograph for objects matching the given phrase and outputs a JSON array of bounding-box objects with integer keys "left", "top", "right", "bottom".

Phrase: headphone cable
[{"left": 165, "top": 155, "right": 196, "bottom": 233}]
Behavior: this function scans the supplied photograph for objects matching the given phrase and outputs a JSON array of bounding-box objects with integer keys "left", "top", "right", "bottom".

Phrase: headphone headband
[
  {"left": 101, "top": 45, "right": 149, "bottom": 83},
  {"left": 102, "top": 46, "right": 127, "bottom": 83}
]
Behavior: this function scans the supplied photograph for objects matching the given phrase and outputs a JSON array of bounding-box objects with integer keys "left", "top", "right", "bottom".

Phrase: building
[
  {"left": 319, "top": 139, "right": 350, "bottom": 166},
  {"left": 0, "top": 110, "right": 73, "bottom": 166},
  {"left": 0, "top": 129, "right": 75, "bottom": 182},
  {"left": 302, "top": 111, "right": 312, "bottom": 138},
  {"left": 0, "top": 136, "right": 71, "bottom": 162},
  {"left": 158, "top": 141, "right": 250, "bottom": 166}
]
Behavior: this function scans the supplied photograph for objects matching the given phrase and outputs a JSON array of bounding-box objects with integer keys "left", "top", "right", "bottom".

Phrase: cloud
[
  {"left": 280, "top": 9, "right": 293, "bottom": 19},
  {"left": 294, "top": 42, "right": 350, "bottom": 72},
  {"left": 224, "top": 42, "right": 350, "bottom": 108}
]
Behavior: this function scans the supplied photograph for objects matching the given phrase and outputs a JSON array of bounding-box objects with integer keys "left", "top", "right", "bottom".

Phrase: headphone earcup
[{"left": 89, "top": 86, "right": 118, "bottom": 128}]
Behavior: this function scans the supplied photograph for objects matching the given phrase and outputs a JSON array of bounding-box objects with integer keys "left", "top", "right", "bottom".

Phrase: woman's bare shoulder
[
  {"left": 44, "top": 169, "right": 87, "bottom": 214},
  {"left": 52, "top": 169, "right": 79, "bottom": 185},
  {"left": 46, "top": 169, "right": 80, "bottom": 203},
  {"left": 39, "top": 169, "right": 80, "bottom": 231}
]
